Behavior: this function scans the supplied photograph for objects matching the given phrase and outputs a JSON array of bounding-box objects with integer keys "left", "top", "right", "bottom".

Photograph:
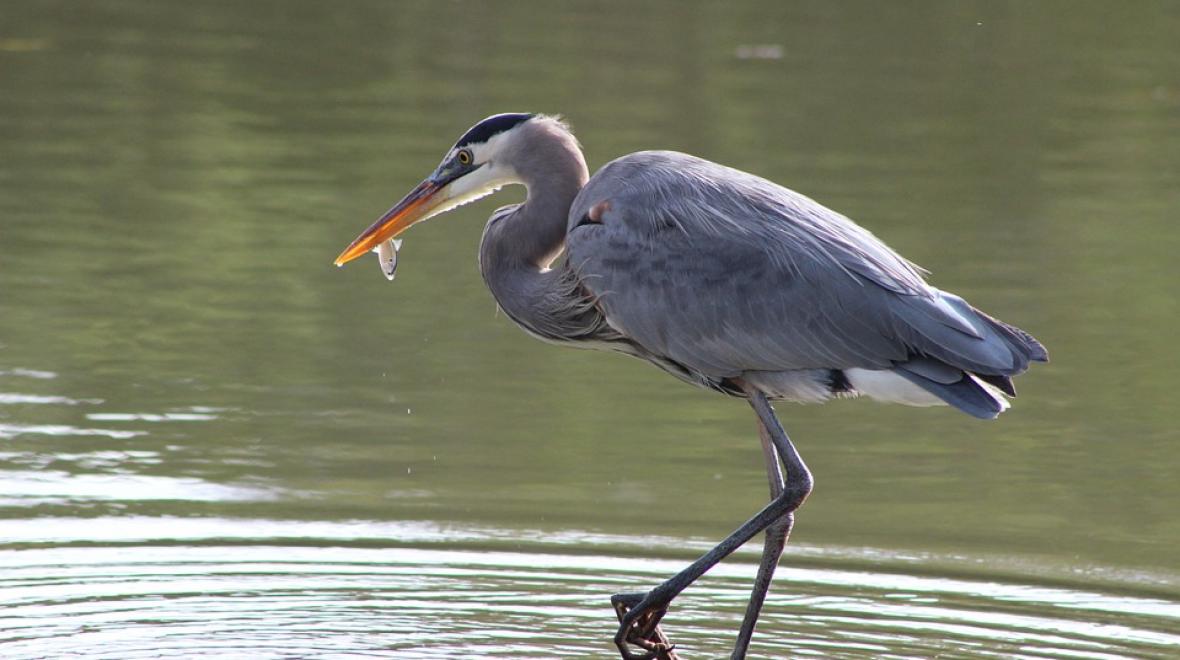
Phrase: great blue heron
[{"left": 334, "top": 113, "right": 1048, "bottom": 659}]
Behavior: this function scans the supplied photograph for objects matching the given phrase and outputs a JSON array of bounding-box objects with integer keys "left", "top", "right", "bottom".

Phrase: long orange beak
[{"left": 334, "top": 179, "right": 445, "bottom": 266}]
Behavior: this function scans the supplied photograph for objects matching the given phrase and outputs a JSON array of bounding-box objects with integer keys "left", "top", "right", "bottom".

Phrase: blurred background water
[{"left": 2, "top": 1, "right": 1179, "bottom": 657}]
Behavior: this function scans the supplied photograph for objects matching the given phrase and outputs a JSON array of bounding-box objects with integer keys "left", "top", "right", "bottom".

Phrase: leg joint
[{"left": 779, "top": 469, "right": 814, "bottom": 510}]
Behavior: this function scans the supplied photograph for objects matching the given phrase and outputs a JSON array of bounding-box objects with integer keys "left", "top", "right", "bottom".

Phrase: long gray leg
[
  {"left": 613, "top": 388, "right": 812, "bottom": 660},
  {"left": 732, "top": 415, "right": 792, "bottom": 656}
]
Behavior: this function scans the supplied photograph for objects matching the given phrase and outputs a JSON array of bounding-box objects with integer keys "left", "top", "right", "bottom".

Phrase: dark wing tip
[
  {"left": 895, "top": 368, "right": 1007, "bottom": 420},
  {"left": 1028, "top": 337, "right": 1049, "bottom": 363},
  {"left": 975, "top": 373, "right": 1017, "bottom": 397}
]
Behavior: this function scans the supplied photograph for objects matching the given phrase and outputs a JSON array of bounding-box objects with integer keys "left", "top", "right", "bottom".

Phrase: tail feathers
[
  {"left": 975, "top": 372, "right": 1016, "bottom": 397},
  {"left": 894, "top": 365, "right": 1009, "bottom": 420},
  {"left": 898, "top": 356, "right": 1016, "bottom": 397},
  {"left": 843, "top": 288, "right": 1046, "bottom": 419},
  {"left": 972, "top": 308, "right": 1049, "bottom": 365},
  {"left": 898, "top": 292, "right": 1048, "bottom": 377}
]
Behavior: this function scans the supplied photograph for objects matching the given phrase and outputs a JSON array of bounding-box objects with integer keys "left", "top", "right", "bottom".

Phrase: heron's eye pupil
[{"left": 457, "top": 149, "right": 472, "bottom": 165}]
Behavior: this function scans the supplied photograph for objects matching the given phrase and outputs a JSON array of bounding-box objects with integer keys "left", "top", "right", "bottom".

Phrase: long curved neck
[{"left": 479, "top": 121, "right": 590, "bottom": 339}]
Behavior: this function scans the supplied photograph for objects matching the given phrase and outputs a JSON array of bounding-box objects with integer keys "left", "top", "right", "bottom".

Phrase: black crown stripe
[{"left": 453, "top": 113, "right": 536, "bottom": 149}]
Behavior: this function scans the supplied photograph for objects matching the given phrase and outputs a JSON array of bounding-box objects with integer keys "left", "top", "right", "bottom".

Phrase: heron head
[{"left": 333, "top": 113, "right": 537, "bottom": 266}]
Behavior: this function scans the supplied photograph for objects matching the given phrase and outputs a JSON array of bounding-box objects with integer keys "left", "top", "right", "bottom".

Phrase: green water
[{"left": 2, "top": 1, "right": 1179, "bottom": 657}]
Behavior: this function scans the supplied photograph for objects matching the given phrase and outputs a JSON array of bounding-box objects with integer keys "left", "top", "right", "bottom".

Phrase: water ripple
[
  {"left": 0, "top": 424, "right": 145, "bottom": 440},
  {"left": 86, "top": 412, "right": 219, "bottom": 422},
  {"left": 0, "top": 519, "right": 1176, "bottom": 659},
  {"left": 0, "top": 369, "right": 57, "bottom": 379},
  {"left": 0, "top": 392, "right": 101, "bottom": 405},
  {"left": 0, "top": 474, "right": 283, "bottom": 506}
]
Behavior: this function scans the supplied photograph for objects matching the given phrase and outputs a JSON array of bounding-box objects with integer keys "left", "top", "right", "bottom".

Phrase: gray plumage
[
  {"left": 569, "top": 150, "right": 1045, "bottom": 418},
  {"left": 336, "top": 113, "right": 1047, "bottom": 659},
  {"left": 472, "top": 117, "right": 1045, "bottom": 420}
]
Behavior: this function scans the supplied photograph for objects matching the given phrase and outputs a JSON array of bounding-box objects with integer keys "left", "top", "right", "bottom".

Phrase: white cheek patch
[
  {"left": 366, "top": 139, "right": 520, "bottom": 284},
  {"left": 432, "top": 162, "right": 519, "bottom": 217},
  {"left": 373, "top": 239, "right": 403, "bottom": 281}
]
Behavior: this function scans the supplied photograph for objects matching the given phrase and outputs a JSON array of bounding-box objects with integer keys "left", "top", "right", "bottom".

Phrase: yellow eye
[{"left": 457, "top": 149, "right": 472, "bottom": 165}]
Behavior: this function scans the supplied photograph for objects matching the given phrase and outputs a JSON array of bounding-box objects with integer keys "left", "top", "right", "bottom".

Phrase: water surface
[{"left": 2, "top": 1, "right": 1179, "bottom": 657}]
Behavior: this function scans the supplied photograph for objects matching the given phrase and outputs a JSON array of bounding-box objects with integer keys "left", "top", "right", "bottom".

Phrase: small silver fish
[{"left": 374, "top": 238, "right": 403, "bottom": 281}]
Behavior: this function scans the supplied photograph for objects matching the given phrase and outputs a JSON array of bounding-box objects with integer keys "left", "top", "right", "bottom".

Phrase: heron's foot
[{"left": 612, "top": 591, "right": 680, "bottom": 660}]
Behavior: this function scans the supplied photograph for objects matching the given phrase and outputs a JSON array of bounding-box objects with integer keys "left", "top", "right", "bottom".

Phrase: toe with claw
[{"left": 612, "top": 591, "right": 680, "bottom": 660}]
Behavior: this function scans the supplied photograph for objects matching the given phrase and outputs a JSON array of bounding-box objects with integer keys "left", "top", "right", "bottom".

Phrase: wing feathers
[
  {"left": 894, "top": 369, "right": 1009, "bottom": 420},
  {"left": 566, "top": 151, "right": 1047, "bottom": 403}
]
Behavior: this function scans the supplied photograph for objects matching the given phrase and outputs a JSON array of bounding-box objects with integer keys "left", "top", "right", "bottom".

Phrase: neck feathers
[
  {"left": 484, "top": 117, "right": 589, "bottom": 270},
  {"left": 479, "top": 117, "right": 593, "bottom": 341}
]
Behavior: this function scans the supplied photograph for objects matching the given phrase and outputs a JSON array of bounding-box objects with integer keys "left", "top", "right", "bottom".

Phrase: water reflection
[
  {"left": 0, "top": 369, "right": 57, "bottom": 379},
  {"left": 87, "top": 412, "right": 220, "bottom": 422},
  {"left": 0, "top": 473, "right": 282, "bottom": 505},
  {"left": 0, "top": 393, "right": 99, "bottom": 405},
  {"left": 0, "top": 424, "right": 145, "bottom": 440},
  {"left": 1, "top": 524, "right": 1177, "bottom": 659},
  {"left": 2, "top": 0, "right": 1179, "bottom": 656}
]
